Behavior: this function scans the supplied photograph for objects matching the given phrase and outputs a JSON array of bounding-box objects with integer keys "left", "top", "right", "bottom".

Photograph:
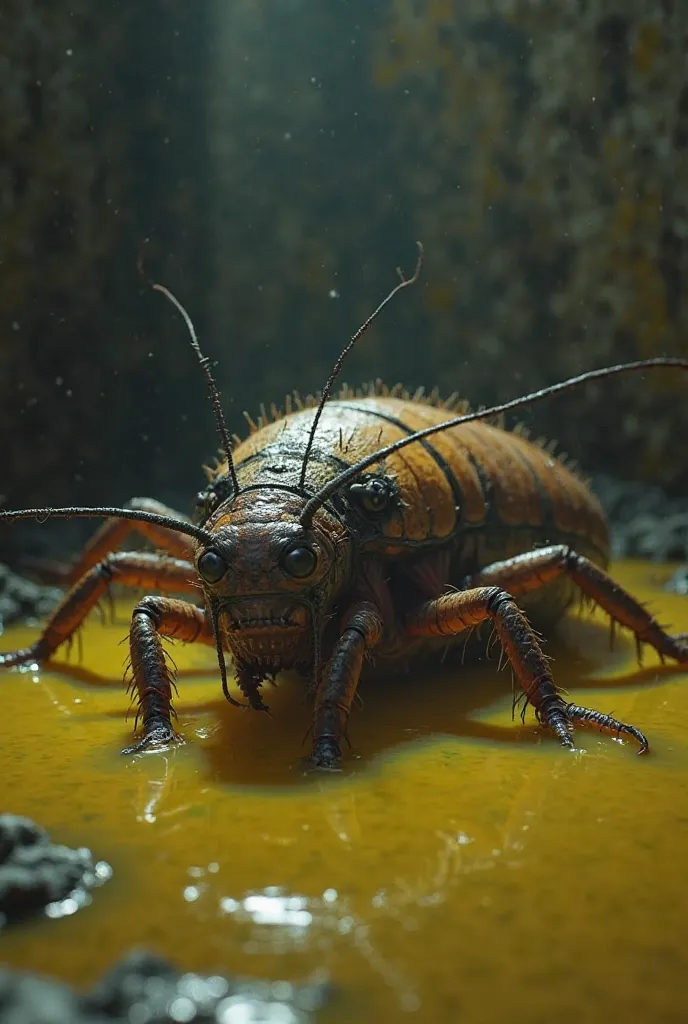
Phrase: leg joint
[
  {"left": 97, "top": 557, "right": 116, "bottom": 581},
  {"left": 485, "top": 587, "right": 514, "bottom": 616},
  {"left": 564, "top": 546, "right": 583, "bottom": 571},
  {"left": 133, "top": 595, "right": 164, "bottom": 627},
  {"left": 343, "top": 603, "right": 383, "bottom": 648}
]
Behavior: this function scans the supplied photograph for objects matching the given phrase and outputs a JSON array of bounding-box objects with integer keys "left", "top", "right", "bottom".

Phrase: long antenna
[
  {"left": 297, "top": 242, "right": 424, "bottom": 490},
  {"left": 300, "top": 357, "right": 688, "bottom": 526},
  {"left": 0, "top": 506, "right": 214, "bottom": 544},
  {"left": 138, "top": 246, "right": 240, "bottom": 495}
]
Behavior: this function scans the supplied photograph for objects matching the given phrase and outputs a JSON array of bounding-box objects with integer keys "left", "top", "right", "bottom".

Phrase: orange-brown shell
[{"left": 219, "top": 389, "right": 609, "bottom": 567}]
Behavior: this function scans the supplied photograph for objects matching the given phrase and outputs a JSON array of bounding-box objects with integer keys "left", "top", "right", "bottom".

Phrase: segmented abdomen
[{"left": 230, "top": 393, "right": 609, "bottom": 567}]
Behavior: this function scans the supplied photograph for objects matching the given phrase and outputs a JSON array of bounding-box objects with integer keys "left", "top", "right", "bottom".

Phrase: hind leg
[
  {"left": 467, "top": 545, "right": 688, "bottom": 664},
  {"left": 0, "top": 553, "right": 198, "bottom": 668},
  {"left": 61, "top": 498, "right": 195, "bottom": 585}
]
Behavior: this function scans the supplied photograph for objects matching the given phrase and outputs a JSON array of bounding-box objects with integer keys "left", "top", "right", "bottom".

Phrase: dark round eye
[
  {"left": 350, "top": 478, "right": 390, "bottom": 513},
  {"left": 281, "top": 545, "right": 317, "bottom": 579},
  {"left": 197, "top": 550, "right": 228, "bottom": 583}
]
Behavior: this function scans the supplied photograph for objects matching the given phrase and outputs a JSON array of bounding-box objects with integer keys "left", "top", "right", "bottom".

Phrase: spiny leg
[
  {"left": 405, "top": 586, "right": 649, "bottom": 753},
  {"left": 66, "top": 498, "right": 195, "bottom": 585},
  {"left": 0, "top": 552, "right": 198, "bottom": 668},
  {"left": 309, "top": 601, "right": 383, "bottom": 771},
  {"left": 122, "top": 596, "right": 215, "bottom": 754},
  {"left": 469, "top": 545, "right": 688, "bottom": 664}
]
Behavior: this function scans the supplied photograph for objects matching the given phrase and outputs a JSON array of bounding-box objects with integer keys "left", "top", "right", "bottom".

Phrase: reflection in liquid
[
  {"left": 44, "top": 859, "right": 113, "bottom": 922},
  {"left": 221, "top": 891, "right": 314, "bottom": 928},
  {"left": 132, "top": 751, "right": 197, "bottom": 829},
  {"left": 2, "top": 563, "right": 688, "bottom": 1021},
  {"left": 134, "top": 754, "right": 174, "bottom": 825},
  {"left": 167, "top": 768, "right": 554, "bottom": 1015},
  {"left": 121, "top": 724, "right": 561, "bottom": 1013},
  {"left": 320, "top": 787, "right": 361, "bottom": 845},
  {"left": 216, "top": 885, "right": 420, "bottom": 1012}
]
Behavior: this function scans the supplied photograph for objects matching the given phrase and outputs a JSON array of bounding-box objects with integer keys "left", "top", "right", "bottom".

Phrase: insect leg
[
  {"left": 122, "top": 597, "right": 215, "bottom": 754},
  {"left": 310, "top": 601, "right": 383, "bottom": 770},
  {"left": 469, "top": 545, "right": 688, "bottom": 664},
  {"left": 65, "top": 498, "right": 195, "bottom": 585},
  {"left": 0, "top": 553, "right": 197, "bottom": 668},
  {"left": 405, "top": 586, "right": 649, "bottom": 753}
]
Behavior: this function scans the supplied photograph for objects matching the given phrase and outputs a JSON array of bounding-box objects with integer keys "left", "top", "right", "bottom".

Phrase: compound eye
[
  {"left": 198, "top": 549, "right": 228, "bottom": 584},
  {"left": 281, "top": 545, "right": 317, "bottom": 579},
  {"left": 350, "top": 477, "right": 390, "bottom": 513},
  {"left": 194, "top": 490, "right": 219, "bottom": 522}
]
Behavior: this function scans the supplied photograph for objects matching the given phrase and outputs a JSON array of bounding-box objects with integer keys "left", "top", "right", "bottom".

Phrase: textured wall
[
  {"left": 1, "top": 0, "right": 687, "bottom": 561},
  {"left": 0, "top": 1, "right": 210, "bottom": 522},
  {"left": 370, "top": 0, "right": 688, "bottom": 485}
]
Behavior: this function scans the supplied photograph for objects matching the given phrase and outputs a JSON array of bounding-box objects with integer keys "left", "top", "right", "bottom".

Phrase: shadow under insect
[{"left": 176, "top": 613, "right": 685, "bottom": 789}]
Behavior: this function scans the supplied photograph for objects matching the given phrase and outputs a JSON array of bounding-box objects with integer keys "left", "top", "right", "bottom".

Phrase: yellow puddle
[{"left": 1, "top": 561, "right": 687, "bottom": 1022}]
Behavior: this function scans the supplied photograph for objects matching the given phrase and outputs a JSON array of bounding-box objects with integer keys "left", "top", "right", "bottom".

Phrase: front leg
[
  {"left": 309, "top": 601, "right": 383, "bottom": 770},
  {"left": 406, "top": 586, "right": 649, "bottom": 753},
  {"left": 122, "top": 596, "right": 215, "bottom": 754}
]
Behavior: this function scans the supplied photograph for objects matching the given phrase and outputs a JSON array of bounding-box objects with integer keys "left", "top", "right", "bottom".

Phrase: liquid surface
[{"left": 1, "top": 561, "right": 687, "bottom": 1022}]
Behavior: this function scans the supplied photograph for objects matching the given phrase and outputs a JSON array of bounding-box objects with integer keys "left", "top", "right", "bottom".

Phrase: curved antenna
[
  {"left": 138, "top": 246, "right": 240, "bottom": 495},
  {"left": 0, "top": 505, "right": 214, "bottom": 544},
  {"left": 297, "top": 242, "right": 424, "bottom": 490},
  {"left": 300, "top": 357, "right": 688, "bottom": 527}
]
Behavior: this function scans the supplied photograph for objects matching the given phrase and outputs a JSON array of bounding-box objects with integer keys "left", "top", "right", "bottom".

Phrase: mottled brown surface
[{"left": 1, "top": 0, "right": 686, "bottom": 563}]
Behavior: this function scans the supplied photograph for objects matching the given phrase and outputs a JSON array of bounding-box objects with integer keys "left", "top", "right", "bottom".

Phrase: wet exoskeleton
[{"left": 2, "top": 245, "right": 687, "bottom": 769}]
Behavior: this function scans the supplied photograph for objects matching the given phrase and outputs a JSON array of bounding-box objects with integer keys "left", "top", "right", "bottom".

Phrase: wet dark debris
[
  {"left": 0, "top": 815, "right": 111, "bottom": 929},
  {"left": 664, "top": 566, "right": 688, "bottom": 596},
  {"left": 592, "top": 475, "right": 688, "bottom": 563},
  {"left": 0, "top": 950, "right": 331, "bottom": 1023},
  {"left": 0, "top": 564, "right": 61, "bottom": 630}
]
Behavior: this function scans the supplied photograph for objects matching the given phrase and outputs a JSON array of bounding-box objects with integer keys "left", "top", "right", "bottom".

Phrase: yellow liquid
[{"left": 1, "top": 561, "right": 687, "bottom": 1022}]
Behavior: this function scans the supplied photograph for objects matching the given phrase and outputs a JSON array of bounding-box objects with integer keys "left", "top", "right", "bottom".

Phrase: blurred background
[{"left": 1, "top": 0, "right": 687, "bottom": 562}]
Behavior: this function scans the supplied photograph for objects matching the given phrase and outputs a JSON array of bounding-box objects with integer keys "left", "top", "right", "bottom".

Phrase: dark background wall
[{"left": 1, "top": 0, "right": 687, "bottom": 560}]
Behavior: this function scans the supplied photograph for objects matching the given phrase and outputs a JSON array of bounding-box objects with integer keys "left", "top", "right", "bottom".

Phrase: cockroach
[{"left": 1, "top": 242, "right": 687, "bottom": 770}]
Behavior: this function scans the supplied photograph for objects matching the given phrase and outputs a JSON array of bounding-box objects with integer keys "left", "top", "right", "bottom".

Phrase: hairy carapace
[{"left": 2, "top": 243, "right": 687, "bottom": 769}]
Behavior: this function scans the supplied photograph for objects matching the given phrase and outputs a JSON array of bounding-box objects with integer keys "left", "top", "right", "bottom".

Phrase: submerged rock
[
  {"left": 0, "top": 814, "right": 111, "bottom": 928},
  {"left": 0, "top": 949, "right": 331, "bottom": 1023}
]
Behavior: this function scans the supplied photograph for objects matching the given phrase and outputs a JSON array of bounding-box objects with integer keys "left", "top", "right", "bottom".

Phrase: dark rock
[
  {"left": 0, "top": 815, "right": 111, "bottom": 928},
  {"left": 0, "top": 817, "right": 48, "bottom": 865},
  {"left": 0, "top": 969, "right": 86, "bottom": 1024},
  {"left": 664, "top": 566, "right": 688, "bottom": 595},
  {"left": 592, "top": 474, "right": 688, "bottom": 563},
  {"left": 0, "top": 564, "right": 61, "bottom": 629},
  {"left": 0, "top": 950, "right": 331, "bottom": 1023}
]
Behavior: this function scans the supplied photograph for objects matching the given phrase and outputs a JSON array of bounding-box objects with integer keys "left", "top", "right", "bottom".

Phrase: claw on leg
[
  {"left": 407, "top": 584, "right": 653, "bottom": 758},
  {"left": 121, "top": 721, "right": 182, "bottom": 755},
  {"left": 539, "top": 696, "right": 648, "bottom": 754},
  {"left": 538, "top": 697, "right": 575, "bottom": 750},
  {"left": 0, "top": 647, "right": 42, "bottom": 669},
  {"left": 564, "top": 702, "right": 649, "bottom": 754},
  {"left": 667, "top": 632, "right": 688, "bottom": 663},
  {"left": 307, "top": 736, "right": 343, "bottom": 772}
]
